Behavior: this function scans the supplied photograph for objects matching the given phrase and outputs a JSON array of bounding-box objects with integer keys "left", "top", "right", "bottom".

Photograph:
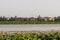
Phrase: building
[
  {"left": 16, "top": 17, "right": 25, "bottom": 21},
  {"left": 43, "top": 17, "right": 49, "bottom": 21},
  {"left": 43, "top": 17, "right": 55, "bottom": 21},
  {"left": 48, "top": 17, "right": 55, "bottom": 21},
  {"left": 29, "top": 17, "right": 37, "bottom": 21}
]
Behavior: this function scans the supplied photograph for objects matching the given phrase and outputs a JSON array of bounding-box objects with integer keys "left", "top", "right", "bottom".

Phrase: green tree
[
  {"left": 37, "top": 15, "right": 42, "bottom": 21},
  {"left": 56, "top": 16, "right": 60, "bottom": 22}
]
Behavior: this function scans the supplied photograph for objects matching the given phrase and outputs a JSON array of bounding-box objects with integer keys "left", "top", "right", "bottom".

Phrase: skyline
[{"left": 0, "top": 0, "right": 60, "bottom": 17}]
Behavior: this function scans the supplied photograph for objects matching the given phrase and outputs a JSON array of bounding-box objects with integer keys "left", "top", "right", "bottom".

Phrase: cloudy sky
[{"left": 0, "top": 0, "right": 60, "bottom": 17}]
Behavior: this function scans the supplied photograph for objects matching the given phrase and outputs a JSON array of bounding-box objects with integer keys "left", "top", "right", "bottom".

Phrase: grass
[
  {"left": 0, "top": 21, "right": 60, "bottom": 24},
  {"left": 0, "top": 31, "right": 60, "bottom": 40}
]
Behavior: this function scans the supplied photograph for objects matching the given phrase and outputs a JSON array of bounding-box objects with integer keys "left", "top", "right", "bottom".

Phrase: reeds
[{"left": 0, "top": 31, "right": 60, "bottom": 40}]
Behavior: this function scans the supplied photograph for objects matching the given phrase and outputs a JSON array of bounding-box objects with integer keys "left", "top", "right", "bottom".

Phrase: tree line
[{"left": 0, "top": 15, "right": 60, "bottom": 22}]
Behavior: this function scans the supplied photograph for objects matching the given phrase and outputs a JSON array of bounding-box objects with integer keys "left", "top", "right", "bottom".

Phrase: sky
[{"left": 0, "top": 0, "right": 60, "bottom": 17}]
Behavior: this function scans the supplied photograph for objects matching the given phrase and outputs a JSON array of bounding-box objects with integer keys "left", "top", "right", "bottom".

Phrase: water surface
[{"left": 0, "top": 24, "right": 60, "bottom": 31}]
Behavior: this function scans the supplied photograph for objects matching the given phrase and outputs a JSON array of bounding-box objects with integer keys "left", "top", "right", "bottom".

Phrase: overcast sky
[{"left": 0, "top": 0, "right": 60, "bottom": 17}]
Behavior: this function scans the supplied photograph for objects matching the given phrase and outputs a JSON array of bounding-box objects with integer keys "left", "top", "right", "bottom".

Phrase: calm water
[{"left": 0, "top": 24, "right": 60, "bottom": 31}]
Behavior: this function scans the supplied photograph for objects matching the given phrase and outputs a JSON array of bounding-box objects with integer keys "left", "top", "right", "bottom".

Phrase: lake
[{"left": 0, "top": 24, "right": 60, "bottom": 31}]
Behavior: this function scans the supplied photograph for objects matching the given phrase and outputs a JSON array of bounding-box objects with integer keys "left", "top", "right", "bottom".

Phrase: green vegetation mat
[
  {"left": 0, "top": 31, "right": 60, "bottom": 40},
  {"left": 0, "top": 21, "right": 60, "bottom": 24}
]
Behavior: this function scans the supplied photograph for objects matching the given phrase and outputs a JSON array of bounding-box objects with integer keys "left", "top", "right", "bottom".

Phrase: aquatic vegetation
[
  {"left": 0, "top": 31, "right": 60, "bottom": 40},
  {"left": 0, "top": 21, "right": 60, "bottom": 24}
]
